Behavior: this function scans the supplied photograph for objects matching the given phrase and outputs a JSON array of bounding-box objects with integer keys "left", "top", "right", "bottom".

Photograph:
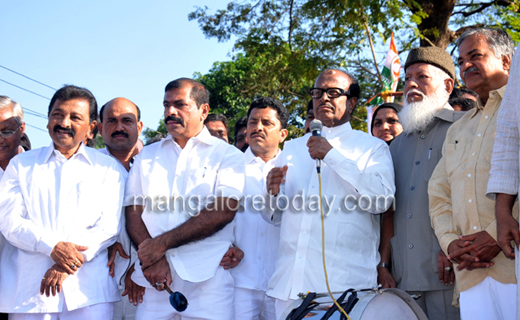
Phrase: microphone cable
[{"left": 318, "top": 169, "right": 352, "bottom": 320}]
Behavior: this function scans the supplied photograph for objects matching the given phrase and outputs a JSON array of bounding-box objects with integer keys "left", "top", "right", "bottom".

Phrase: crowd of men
[{"left": 0, "top": 27, "right": 518, "bottom": 320}]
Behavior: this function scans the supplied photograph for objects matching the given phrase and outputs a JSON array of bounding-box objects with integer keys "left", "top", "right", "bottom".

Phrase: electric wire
[
  {"left": 0, "top": 64, "right": 57, "bottom": 91},
  {"left": 24, "top": 109, "right": 48, "bottom": 119},
  {"left": 319, "top": 171, "right": 352, "bottom": 320},
  {"left": 25, "top": 123, "right": 47, "bottom": 133},
  {"left": 0, "top": 79, "right": 51, "bottom": 100}
]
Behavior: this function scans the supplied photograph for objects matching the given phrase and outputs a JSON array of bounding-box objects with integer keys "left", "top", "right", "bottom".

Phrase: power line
[
  {"left": 25, "top": 123, "right": 47, "bottom": 133},
  {"left": 0, "top": 78, "right": 51, "bottom": 100},
  {"left": 0, "top": 64, "right": 57, "bottom": 91},
  {"left": 24, "top": 109, "right": 48, "bottom": 119}
]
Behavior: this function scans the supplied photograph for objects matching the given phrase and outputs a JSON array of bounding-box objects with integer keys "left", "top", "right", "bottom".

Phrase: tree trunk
[{"left": 411, "top": 0, "right": 457, "bottom": 49}]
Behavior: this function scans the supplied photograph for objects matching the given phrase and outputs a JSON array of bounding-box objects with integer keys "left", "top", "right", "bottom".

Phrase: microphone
[{"left": 309, "top": 119, "right": 323, "bottom": 173}]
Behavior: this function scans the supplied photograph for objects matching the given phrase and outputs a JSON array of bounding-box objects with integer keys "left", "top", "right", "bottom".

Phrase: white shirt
[
  {"left": 0, "top": 143, "right": 124, "bottom": 313},
  {"left": 231, "top": 147, "right": 280, "bottom": 292},
  {"left": 263, "top": 122, "right": 395, "bottom": 300},
  {"left": 124, "top": 127, "right": 245, "bottom": 285},
  {"left": 98, "top": 147, "right": 137, "bottom": 289}
]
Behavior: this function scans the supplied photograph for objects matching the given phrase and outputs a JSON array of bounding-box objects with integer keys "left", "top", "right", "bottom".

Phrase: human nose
[
  {"left": 165, "top": 105, "right": 178, "bottom": 116},
  {"left": 383, "top": 122, "right": 390, "bottom": 130},
  {"left": 404, "top": 78, "right": 417, "bottom": 94},
  {"left": 59, "top": 115, "right": 71, "bottom": 127}
]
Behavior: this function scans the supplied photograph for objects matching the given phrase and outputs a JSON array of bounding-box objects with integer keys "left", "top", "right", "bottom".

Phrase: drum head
[{"left": 352, "top": 289, "right": 428, "bottom": 320}]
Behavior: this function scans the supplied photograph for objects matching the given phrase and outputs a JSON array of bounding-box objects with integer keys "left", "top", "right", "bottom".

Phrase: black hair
[
  {"left": 204, "top": 113, "right": 229, "bottom": 130},
  {"left": 164, "top": 78, "right": 210, "bottom": 108},
  {"left": 307, "top": 99, "right": 314, "bottom": 113},
  {"left": 234, "top": 116, "right": 248, "bottom": 140},
  {"left": 48, "top": 85, "right": 97, "bottom": 123},
  {"left": 247, "top": 97, "right": 289, "bottom": 129}
]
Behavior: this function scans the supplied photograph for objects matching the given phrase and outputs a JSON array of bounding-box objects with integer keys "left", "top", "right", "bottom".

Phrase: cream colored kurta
[{"left": 429, "top": 85, "right": 516, "bottom": 293}]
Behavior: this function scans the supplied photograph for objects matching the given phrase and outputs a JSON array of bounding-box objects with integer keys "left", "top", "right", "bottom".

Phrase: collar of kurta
[
  {"left": 434, "top": 102, "right": 456, "bottom": 123},
  {"left": 44, "top": 142, "right": 92, "bottom": 165},
  {"left": 244, "top": 146, "right": 280, "bottom": 165},
  {"left": 161, "top": 125, "right": 218, "bottom": 149},
  {"left": 322, "top": 121, "right": 352, "bottom": 139},
  {"left": 472, "top": 84, "right": 507, "bottom": 118}
]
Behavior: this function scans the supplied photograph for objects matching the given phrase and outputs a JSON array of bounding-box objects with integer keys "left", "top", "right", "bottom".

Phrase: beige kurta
[{"left": 429, "top": 85, "right": 516, "bottom": 294}]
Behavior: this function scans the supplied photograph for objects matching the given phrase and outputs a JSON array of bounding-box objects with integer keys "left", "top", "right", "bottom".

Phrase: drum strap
[
  {"left": 286, "top": 292, "right": 318, "bottom": 320},
  {"left": 321, "top": 290, "right": 359, "bottom": 320}
]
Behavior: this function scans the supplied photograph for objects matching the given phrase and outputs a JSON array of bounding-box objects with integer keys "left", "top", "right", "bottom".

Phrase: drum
[{"left": 281, "top": 288, "right": 428, "bottom": 320}]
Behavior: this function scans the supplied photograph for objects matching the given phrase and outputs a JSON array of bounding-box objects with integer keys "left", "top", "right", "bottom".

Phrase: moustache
[
  {"left": 165, "top": 115, "right": 184, "bottom": 127},
  {"left": 111, "top": 130, "right": 129, "bottom": 138},
  {"left": 405, "top": 89, "right": 425, "bottom": 100},
  {"left": 250, "top": 132, "right": 265, "bottom": 139},
  {"left": 53, "top": 125, "right": 75, "bottom": 137},
  {"left": 317, "top": 103, "right": 334, "bottom": 110},
  {"left": 463, "top": 66, "right": 479, "bottom": 78}
]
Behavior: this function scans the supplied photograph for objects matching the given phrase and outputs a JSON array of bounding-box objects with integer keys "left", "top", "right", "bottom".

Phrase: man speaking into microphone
[{"left": 263, "top": 69, "right": 395, "bottom": 319}]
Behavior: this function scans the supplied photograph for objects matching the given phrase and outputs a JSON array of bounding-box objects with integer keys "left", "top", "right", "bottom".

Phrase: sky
[{"left": 1, "top": 1, "right": 236, "bottom": 149}]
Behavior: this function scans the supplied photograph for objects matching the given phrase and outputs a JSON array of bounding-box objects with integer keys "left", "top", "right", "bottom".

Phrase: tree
[{"left": 187, "top": 0, "right": 519, "bottom": 133}]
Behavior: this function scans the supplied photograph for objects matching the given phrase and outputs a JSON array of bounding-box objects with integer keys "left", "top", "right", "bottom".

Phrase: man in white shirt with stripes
[
  {"left": 0, "top": 85, "right": 124, "bottom": 319},
  {"left": 124, "top": 78, "right": 245, "bottom": 319},
  {"left": 232, "top": 97, "right": 288, "bottom": 319}
]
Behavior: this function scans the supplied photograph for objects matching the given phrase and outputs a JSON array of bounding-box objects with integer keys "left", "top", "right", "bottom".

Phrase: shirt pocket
[
  {"left": 186, "top": 167, "right": 218, "bottom": 204},
  {"left": 444, "top": 139, "right": 467, "bottom": 178},
  {"left": 423, "top": 147, "right": 442, "bottom": 182}
]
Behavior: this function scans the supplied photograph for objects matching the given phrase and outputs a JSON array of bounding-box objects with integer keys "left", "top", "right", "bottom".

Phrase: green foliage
[
  {"left": 181, "top": 0, "right": 519, "bottom": 138},
  {"left": 93, "top": 135, "right": 105, "bottom": 149},
  {"left": 142, "top": 119, "right": 167, "bottom": 145}
]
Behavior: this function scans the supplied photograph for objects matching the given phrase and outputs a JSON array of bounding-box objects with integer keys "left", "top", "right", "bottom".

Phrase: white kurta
[
  {"left": 98, "top": 147, "right": 136, "bottom": 289},
  {"left": 486, "top": 49, "right": 520, "bottom": 320},
  {"left": 263, "top": 122, "right": 395, "bottom": 301},
  {"left": 0, "top": 143, "right": 124, "bottom": 313},
  {"left": 124, "top": 127, "right": 245, "bottom": 286},
  {"left": 232, "top": 147, "right": 280, "bottom": 292}
]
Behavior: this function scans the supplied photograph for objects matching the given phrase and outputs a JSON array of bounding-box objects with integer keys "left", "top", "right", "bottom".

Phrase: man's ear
[
  {"left": 279, "top": 128, "right": 288, "bottom": 143},
  {"left": 200, "top": 104, "right": 210, "bottom": 121},
  {"left": 348, "top": 97, "right": 358, "bottom": 115},
  {"left": 503, "top": 54, "right": 512, "bottom": 73},
  {"left": 444, "top": 78, "right": 454, "bottom": 95},
  {"left": 97, "top": 121, "right": 104, "bottom": 136},
  {"left": 88, "top": 120, "right": 98, "bottom": 139}
]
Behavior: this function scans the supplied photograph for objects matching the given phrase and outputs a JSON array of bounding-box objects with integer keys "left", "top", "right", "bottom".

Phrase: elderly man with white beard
[{"left": 377, "top": 46, "right": 463, "bottom": 320}]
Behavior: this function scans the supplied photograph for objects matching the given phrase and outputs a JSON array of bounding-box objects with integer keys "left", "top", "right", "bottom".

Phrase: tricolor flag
[{"left": 380, "top": 33, "right": 401, "bottom": 101}]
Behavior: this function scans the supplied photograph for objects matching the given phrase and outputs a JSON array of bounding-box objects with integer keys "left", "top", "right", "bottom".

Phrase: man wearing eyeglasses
[
  {"left": 264, "top": 69, "right": 395, "bottom": 318},
  {"left": 0, "top": 96, "right": 25, "bottom": 179}
]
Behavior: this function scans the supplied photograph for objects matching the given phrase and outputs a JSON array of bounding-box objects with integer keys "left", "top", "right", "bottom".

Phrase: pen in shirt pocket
[
  {"left": 428, "top": 148, "right": 432, "bottom": 160},
  {"left": 202, "top": 166, "right": 207, "bottom": 178}
]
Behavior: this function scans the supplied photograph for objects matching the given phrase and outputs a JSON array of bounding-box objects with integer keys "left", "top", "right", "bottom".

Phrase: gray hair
[
  {"left": 457, "top": 28, "right": 515, "bottom": 60},
  {"left": 0, "top": 95, "right": 24, "bottom": 126}
]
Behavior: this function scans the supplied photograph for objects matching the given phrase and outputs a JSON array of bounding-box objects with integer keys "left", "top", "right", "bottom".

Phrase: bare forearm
[
  {"left": 125, "top": 205, "right": 151, "bottom": 247},
  {"left": 379, "top": 208, "right": 394, "bottom": 264},
  {"left": 496, "top": 193, "right": 517, "bottom": 220},
  {"left": 155, "top": 198, "right": 237, "bottom": 252}
]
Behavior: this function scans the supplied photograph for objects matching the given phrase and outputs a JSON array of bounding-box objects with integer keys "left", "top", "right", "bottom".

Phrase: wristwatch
[{"left": 377, "top": 262, "right": 390, "bottom": 269}]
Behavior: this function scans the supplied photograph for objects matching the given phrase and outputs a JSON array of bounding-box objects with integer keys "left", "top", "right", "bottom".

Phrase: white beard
[{"left": 399, "top": 88, "right": 450, "bottom": 134}]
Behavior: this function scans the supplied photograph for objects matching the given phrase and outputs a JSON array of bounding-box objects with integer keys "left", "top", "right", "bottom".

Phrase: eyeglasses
[
  {"left": 309, "top": 87, "right": 350, "bottom": 99},
  {"left": 0, "top": 126, "right": 21, "bottom": 139}
]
